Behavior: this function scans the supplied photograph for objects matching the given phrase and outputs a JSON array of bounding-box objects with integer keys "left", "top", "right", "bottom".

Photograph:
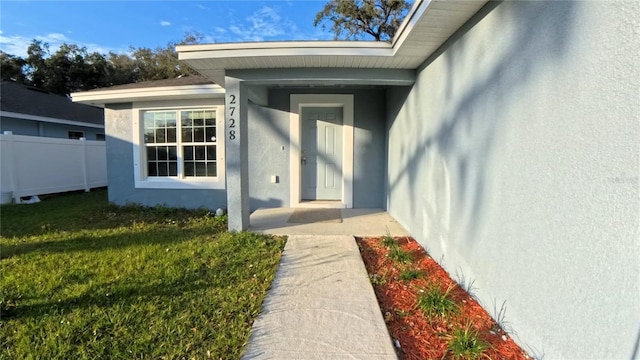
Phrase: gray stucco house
[
  {"left": 1, "top": 80, "right": 105, "bottom": 140},
  {"left": 72, "top": 1, "right": 639, "bottom": 358}
]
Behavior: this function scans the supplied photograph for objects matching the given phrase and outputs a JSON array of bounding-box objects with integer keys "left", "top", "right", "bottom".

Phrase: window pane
[
  {"left": 155, "top": 129, "right": 166, "bottom": 143},
  {"left": 194, "top": 118, "right": 204, "bottom": 127},
  {"left": 148, "top": 162, "right": 157, "bottom": 176},
  {"left": 181, "top": 114, "right": 192, "bottom": 127},
  {"left": 195, "top": 146, "right": 205, "bottom": 160},
  {"left": 144, "top": 130, "right": 155, "bottom": 144},
  {"left": 169, "top": 161, "right": 178, "bottom": 176},
  {"left": 144, "top": 117, "right": 155, "bottom": 131},
  {"left": 155, "top": 118, "right": 166, "bottom": 128},
  {"left": 195, "top": 162, "right": 206, "bottom": 176},
  {"left": 168, "top": 146, "right": 177, "bottom": 160},
  {"left": 205, "top": 118, "right": 216, "bottom": 126},
  {"left": 147, "top": 147, "right": 157, "bottom": 160},
  {"left": 184, "top": 162, "right": 195, "bottom": 176},
  {"left": 157, "top": 147, "right": 168, "bottom": 160},
  {"left": 167, "top": 118, "right": 176, "bottom": 128},
  {"left": 205, "top": 127, "right": 216, "bottom": 143},
  {"left": 206, "top": 145, "right": 216, "bottom": 160},
  {"left": 184, "top": 146, "right": 194, "bottom": 160},
  {"left": 158, "top": 162, "right": 169, "bottom": 176},
  {"left": 207, "top": 162, "right": 217, "bottom": 177},
  {"left": 167, "top": 128, "right": 176, "bottom": 143},
  {"left": 194, "top": 128, "right": 204, "bottom": 142},
  {"left": 181, "top": 128, "right": 192, "bottom": 142}
]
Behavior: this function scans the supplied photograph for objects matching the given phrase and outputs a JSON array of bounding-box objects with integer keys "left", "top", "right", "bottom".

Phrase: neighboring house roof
[{"left": 1, "top": 80, "right": 104, "bottom": 129}]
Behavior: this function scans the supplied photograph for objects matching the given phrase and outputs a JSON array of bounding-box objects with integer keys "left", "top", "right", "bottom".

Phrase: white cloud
[
  {"left": 160, "top": 20, "right": 171, "bottom": 27},
  {"left": 226, "top": 6, "right": 298, "bottom": 42},
  {"left": 0, "top": 32, "right": 125, "bottom": 58}
]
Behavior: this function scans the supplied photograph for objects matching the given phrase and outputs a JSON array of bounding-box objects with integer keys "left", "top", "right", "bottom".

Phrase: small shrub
[
  {"left": 382, "top": 233, "right": 397, "bottom": 248},
  {"left": 369, "top": 274, "right": 387, "bottom": 286},
  {"left": 395, "top": 308, "right": 408, "bottom": 319},
  {"left": 417, "top": 284, "right": 459, "bottom": 319},
  {"left": 399, "top": 269, "right": 422, "bottom": 282},
  {"left": 388, "top": 246, "right": 413, "bottom": 264},
  {"left": 446, "top": 322, "right": 489, "bottom": 359}
]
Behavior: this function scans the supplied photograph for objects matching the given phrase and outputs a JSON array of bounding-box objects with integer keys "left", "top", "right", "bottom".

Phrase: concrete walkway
[{"left": 241, "top": 234, "right": 398, "bottom": 359}]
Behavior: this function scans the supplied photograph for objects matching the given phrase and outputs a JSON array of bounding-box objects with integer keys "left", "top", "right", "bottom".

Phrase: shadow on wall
[{"left": 387, "top": 1, "right": 576, "bottom": 244}]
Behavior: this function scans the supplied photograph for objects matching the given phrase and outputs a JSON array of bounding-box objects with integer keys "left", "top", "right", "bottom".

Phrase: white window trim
[
  {"left": 132, "top": 103, "right": 226, "bottom": 189},
  {"left": 289, "top": 94, "right": 354, "bottom": 208}
]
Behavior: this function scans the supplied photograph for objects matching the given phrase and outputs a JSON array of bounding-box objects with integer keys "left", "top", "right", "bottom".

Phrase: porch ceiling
[{"left": 177, "top": 0, "right": 488, "bottom": 87}]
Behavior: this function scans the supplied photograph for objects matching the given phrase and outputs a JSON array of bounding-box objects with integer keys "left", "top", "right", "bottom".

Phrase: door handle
[{"left": 301, "top": 156, "right": 306, "bottom": 165}]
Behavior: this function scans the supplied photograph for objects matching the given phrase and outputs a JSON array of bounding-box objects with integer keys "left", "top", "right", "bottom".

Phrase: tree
[
  {"left": 25, "top": 40, "right": 49, "bottom": 88},
  {"left": 130, "top": 32, "right": 202, "bottom": 82},
  {"left": 314, "top": 0, "right": 410, "bottom": 41},
  {"left": 0, "top": 51, "right": 27, "bottom": 83},
  {"left": 1, "top": 32, "right": 204, "bottom": 96}
]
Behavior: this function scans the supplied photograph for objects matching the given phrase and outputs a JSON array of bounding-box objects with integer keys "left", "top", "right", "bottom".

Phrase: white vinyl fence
[{"left": 1, "top": 132, "right": 107, "bottom": 204}]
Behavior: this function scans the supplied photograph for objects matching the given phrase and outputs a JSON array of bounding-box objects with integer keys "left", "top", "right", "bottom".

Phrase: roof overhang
[
  {"left": 0, "top": 111, "right": 105, "bottom": 129},
  {"left": 71, "top": 83, "right": 225, "bottom": 107},
  {"left": 178, "top": 0, "right": 488, "bottom": 87}
]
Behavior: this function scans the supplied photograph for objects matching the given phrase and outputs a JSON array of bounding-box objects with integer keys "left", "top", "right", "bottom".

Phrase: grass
[
  {"left": 417, "top": 283, "right": 459, "bottom": 319},
  {"left": 0, "top": 190, "right": 286, "bottom": 359},
  {"left": 446, "top": 322, "right": 490, "bottom": 359}
]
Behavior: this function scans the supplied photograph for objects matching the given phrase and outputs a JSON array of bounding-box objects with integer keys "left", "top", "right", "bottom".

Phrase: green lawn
[{"left": 0, "top": 190, "right": 285, "bottom": 359}]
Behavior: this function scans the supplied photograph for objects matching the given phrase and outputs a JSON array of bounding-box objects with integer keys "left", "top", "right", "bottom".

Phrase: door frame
[{"left": 290, "top": 94, "right": 354, "bottom": 208}]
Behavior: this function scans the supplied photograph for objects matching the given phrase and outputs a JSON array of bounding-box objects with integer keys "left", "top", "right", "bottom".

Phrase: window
[
  {"left": 135, "top": 107, "right": 224, "bottom": 189},
  {"left": 96, "top": 133, "right": 106, "bottom": 141},
  {"left": 68, "top": 131, "right": 84, "bottom": 139}
]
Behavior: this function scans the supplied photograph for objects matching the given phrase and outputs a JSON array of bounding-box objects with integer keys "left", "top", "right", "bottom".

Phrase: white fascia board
[
  {"left": 0, "top": 111, "right": 104, "bottom": 129},
  {"left": 178, "top": 46, "right": 393, "bottom": 61},
  {"left": 176, "top": 40, "right": 391, "bottom": 53},
  {"left": 391, "top": 0, "right": 433, "bottom": 52},
  {"left": 71, "top": 84, "right": 225, "bottom": 105}
]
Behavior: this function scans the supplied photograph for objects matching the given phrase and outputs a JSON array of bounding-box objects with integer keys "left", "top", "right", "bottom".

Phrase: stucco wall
[
  {"left": 386, "top": 1, "right": 639, "bottom": 358},
  {"left": 248, "top": 103, "right": 290, "bottom": 210},
  {"left": 104, "top": 103, "right": 226, "bottom": 210},
  {"left": 268, "top": 88, "right": 387, "bottom": 209}
]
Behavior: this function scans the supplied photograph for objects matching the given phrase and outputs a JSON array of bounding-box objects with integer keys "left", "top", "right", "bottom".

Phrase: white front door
[{"left": 301, "top": 107, "right": 343, "bottom": 200}]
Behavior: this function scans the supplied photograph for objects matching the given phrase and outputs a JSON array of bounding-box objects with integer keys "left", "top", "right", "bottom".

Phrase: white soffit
[
  {"left": 71, "top": 84, "right": 225, "bottom": 107},
  {"left": 177, "top": 0, "right": 488, "bottom": 87}
]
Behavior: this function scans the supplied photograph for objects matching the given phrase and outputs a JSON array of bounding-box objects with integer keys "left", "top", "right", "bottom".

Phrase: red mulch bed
[{"left": 356, "top": 236, "right": 530, "bottom": 360}]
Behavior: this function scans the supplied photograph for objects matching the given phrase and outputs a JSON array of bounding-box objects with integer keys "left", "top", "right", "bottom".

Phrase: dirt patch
[{"left": 357, "top": 236, "right": 530, "bottom": 360}]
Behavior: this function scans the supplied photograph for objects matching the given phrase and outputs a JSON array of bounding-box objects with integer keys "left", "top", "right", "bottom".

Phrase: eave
[{"left": 71, "top": 84, "right": 225, "bottom": 107}]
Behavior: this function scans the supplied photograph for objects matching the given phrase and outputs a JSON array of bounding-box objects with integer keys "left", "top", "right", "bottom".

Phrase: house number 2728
[{"left": 228, "top": 94, "right": 237, "bottom": 140}]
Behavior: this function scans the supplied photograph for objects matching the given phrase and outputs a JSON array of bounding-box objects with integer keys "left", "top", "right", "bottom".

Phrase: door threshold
[{"left": 296, "top": 200, "right": 346, "bottom": 209}]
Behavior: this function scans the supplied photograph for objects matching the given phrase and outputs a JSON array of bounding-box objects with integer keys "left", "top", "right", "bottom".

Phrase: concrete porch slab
[{"left": 249, "top": 208, "right": 409, "bottom": 237}]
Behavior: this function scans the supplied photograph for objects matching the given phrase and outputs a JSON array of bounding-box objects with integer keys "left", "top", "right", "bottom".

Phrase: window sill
[{"left": 135, "top": 177, "right": 226, "bottom": 190}]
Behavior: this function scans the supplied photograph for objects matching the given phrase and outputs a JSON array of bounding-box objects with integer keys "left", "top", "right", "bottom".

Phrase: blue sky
[{"left": 0, "top": 1, "right": 336, "bottom": 57}]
